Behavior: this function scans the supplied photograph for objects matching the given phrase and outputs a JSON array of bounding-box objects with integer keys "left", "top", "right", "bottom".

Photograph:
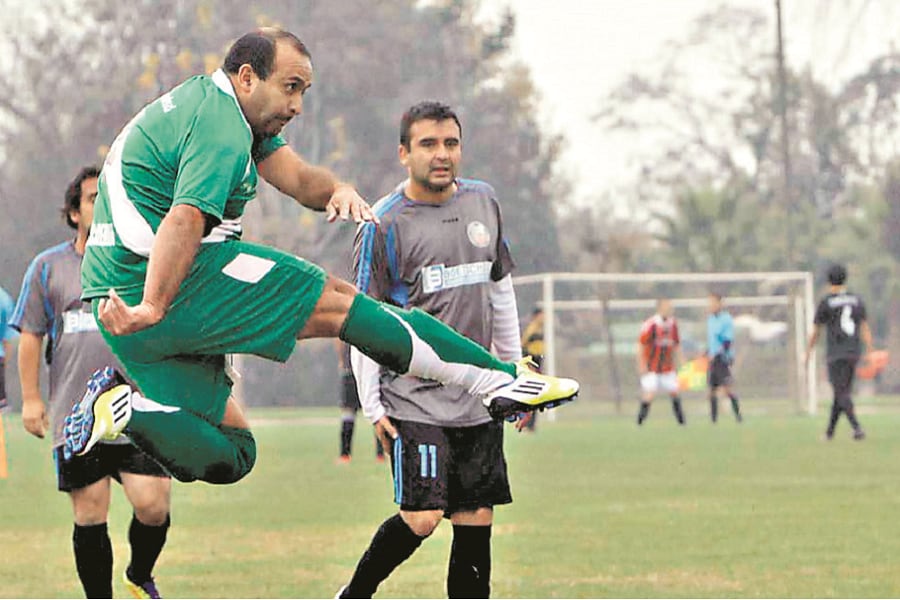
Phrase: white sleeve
[
  {"left": 350, "top": 346, "right": 386, "bottom": 423},
  {"left": 488, "top": 274, "right": 523, "bottom": 362}
]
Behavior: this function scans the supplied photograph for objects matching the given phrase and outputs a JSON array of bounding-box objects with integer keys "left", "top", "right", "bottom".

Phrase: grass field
[{"left": 2, "top": 402, "right": 900, "bottom": 598}]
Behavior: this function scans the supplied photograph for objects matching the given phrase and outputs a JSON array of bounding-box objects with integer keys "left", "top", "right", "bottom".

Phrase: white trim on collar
[{"left": 211, "top": 68, "right": 251, "bottom": 133}]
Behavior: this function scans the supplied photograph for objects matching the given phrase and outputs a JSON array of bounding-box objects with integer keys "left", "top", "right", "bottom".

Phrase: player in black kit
[{"left": 805, "top": 264, "right": 874, "bottom": 440}]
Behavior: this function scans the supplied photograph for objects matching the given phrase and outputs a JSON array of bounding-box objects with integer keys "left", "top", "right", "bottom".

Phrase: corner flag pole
[{"left": 0, "top": 412, "right": 8, "bottom": 479}]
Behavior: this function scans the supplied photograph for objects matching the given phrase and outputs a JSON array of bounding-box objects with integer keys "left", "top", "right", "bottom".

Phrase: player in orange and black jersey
[{"left": 636, "top": 299, "right": 685, "bottom": 425}]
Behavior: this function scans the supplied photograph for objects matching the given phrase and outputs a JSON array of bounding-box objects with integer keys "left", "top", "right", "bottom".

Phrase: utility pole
[{"left": 775, "top": 0, "right": 794, "bottom": 263}]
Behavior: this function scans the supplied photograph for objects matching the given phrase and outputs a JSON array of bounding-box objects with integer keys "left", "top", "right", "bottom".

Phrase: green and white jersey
[{"left": 82, "top": 69, "right": 285, "bottom": 299}]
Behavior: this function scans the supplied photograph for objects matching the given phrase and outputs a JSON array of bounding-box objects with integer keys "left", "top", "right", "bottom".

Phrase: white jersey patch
[{"left": 221, "top": 252, "right": 275, "bottom": 284}]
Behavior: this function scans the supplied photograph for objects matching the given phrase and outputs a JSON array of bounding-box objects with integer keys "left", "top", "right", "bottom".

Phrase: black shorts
[
  {"left": 708, "top": 354, "right": 733, "bottom": 388},
  {"left": 389, "top": 419, "right": 512, "bottom": 516},
  {"left": 828, "top": 358, "right": 858, "bottom": 406},
  {"left": 340, "top": 372, "right": 361, "bottom": 411},
  {"left": 53, "top": 442, "right": 169, "bottom": 493}
]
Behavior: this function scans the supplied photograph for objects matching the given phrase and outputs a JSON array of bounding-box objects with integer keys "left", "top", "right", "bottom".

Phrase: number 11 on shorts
[{"left": 418, "top": 444, "right": 437, "bottom": 478}]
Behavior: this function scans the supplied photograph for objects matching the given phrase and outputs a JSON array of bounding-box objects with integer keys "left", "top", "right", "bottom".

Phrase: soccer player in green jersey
[{"left": 65, "top": 28, "right": 578, "bottom": 485}]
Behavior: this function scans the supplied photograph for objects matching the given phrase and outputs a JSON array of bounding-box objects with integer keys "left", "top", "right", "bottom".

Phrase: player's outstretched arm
[
  {"left": 257, "top": 146, "right": 377, "bottom": 223},
  {"left": 99, "top": 204, "right": 205, "bottom": 335}
]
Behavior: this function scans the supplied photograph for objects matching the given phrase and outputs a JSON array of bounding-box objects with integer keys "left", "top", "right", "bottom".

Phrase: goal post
[{"left": 512, "top": 271, "right": 818, "bottom": 415}]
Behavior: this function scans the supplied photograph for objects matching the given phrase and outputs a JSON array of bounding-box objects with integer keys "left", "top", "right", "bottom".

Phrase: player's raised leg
[{"left": 303, "top": 276, "right": 579, "bottom": 416}]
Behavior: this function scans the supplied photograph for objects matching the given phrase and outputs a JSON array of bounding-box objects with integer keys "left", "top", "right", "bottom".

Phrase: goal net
[{"left": 512, "top": 271, "right": 817, "bottom": 417}]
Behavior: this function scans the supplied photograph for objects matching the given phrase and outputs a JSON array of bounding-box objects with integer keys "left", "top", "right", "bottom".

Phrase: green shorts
[{"left": 94, "top": 240, "right": 327, "bottom": 423}]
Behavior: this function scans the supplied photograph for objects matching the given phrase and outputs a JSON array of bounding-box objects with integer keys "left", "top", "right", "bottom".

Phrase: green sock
[
  {"left": 340, "top": 293, "right": 516, "bottom": 379},
  {"left": 126, "top": 411, "right": 256, "bottom": 484}
]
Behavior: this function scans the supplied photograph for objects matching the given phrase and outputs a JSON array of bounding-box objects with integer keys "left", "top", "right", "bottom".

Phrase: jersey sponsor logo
[
  {"left": 62, "top": 309, "right": 100, "bottom": 334},
  {"left": 421, "top": 261, "right": 492, "bottom": 294},
  {"left": 466, "top": 221, "right": 491, "bottom": 248},
  {"left": 86, "top": 223, "right": 116, "bottom": 247},
  {"left": 160, "top": 93, "right": 176, "bottom": 113}
]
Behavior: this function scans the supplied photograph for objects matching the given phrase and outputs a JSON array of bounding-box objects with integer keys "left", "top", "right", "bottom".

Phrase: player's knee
[
  {"left": 131, "top": 488, "right": 171, "bottom": 525},
  {"left": 71, "top": 495, "right": 109, "bottom": 526},
  {"left": 402, "top": 509, "right": 443, "bottom": 537},
  {"left": 133, "top": 502, "right": 170, "bottom": 526},
  {"left": 300, "top": 277, "right": 357, "bottom": 339}
]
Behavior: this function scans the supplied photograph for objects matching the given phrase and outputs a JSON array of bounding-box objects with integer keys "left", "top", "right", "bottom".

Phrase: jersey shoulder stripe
[
  {"left": 10, "top": 241, "right": 72, "bottom": 328},
  {"left": 356, "top": 191, "right": 406, "bottom": 293}
]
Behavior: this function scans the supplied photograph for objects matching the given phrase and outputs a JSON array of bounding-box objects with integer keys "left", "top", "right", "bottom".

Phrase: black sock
[
  {"left": 637, "top": 402, "right": 651, "bottom": 425},
  {"left": 126, "top": 513, "right": 170, "bottom": 585},
  {"left": 710, "top": 395, "right": 718, "bottom": 423},
  {"left": 342, "top": 514, "right": 425, "bottom": 598},
  {"left": 73, "top": 523, "right": 113, "bottom": 599},
  {"left": 729, "top": 394, "right": 742, "bottom": 422},
  {"left": 448, "top": 525, "right": 491, "bottom": 599},
  {"left": 826, "top": 402, "right": 840, "bottom": 437},
  {"left": 671, "top": 396, "right": 685, "bottom": 425},
  {"left": 341, "top": 419, "right": 355, "bottom": 457}
]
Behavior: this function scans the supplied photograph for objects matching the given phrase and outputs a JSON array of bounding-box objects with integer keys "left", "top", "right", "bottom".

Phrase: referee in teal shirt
[{"left": 707, "top": 293, "right": 742, "bottom": 423}]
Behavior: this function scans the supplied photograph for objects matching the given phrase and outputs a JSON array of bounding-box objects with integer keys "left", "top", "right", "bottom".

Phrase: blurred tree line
[
  {"left": 589, "top": 5, "right": 900, "bottom": 391},
  {"left": 0, "top": 0, "right": 564, "bottom": 406}
]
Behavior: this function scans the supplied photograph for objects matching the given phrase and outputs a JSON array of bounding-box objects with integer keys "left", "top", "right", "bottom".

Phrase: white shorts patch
[
  {"left": 221, "top": 253, "right": 275, "bottom": 284},
  {"left": 640, "top": 371, "right": 679, "bottom": 394}
]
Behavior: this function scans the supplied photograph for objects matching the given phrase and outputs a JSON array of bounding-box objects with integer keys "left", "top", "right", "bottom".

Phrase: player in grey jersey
[
  {"left": 338, "top": 102, "right": 528, "bottom": 599},
  {"left": 805, "top": 263, "right": 873, "bottom": 440},
  {"left": 11, "top": 167, "right": 171, "bottom": 599}
]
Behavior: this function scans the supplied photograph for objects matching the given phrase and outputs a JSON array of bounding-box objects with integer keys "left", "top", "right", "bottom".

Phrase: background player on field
[
  {"left": 0, "top": 285, "right": 16, "bottom": 409},
  {"left": 805, "top": 263, "right": 872, "bottom": 440},
  {"left": 334, "top": 340, "right": 384, "bottom": 463},
  {"left": 339, "top": 101, "right": 524, "bottom": 599},
  {"left": 707, "top": 293, "right": 742, "bottom": 423},
  {"left": 65, "top": 28, "right": 578, "bottom": 487},
  {"left": 11, "top": 167, "right": 171, "bottom": 599},
  {"left": 636, "top": 299, "right": 685, "bottom": 425}
]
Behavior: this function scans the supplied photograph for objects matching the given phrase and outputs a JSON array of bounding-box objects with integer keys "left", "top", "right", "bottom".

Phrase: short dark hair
[
  {"left": 62, "top": 166, "right": 101, "bottom": 229},
  {"left": 400, "top": 101, "right": 462, "bottom": 149},
  {"left": 827, "top": 263, "right": 848, "bottom": 286},
  {"left": 223, "top": 28, "right": 311, "bottom": 80}
]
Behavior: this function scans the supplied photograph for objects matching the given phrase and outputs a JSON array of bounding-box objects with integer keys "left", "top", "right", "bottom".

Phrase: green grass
[{"left": 2, "top": 405, "right": 900, "bottom": 598}]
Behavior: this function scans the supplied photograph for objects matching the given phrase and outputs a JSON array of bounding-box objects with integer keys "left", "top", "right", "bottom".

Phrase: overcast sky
[{"left": 477, "top": 0, "right": 900, "bottom": 205}]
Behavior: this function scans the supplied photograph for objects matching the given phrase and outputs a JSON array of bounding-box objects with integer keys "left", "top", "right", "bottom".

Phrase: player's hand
[
  {"left": 325, "top": 184, "right": 379, "bottom": 224},
  {"left": 514, "top": 412, "right": 534, "bottom": 432},
  {"left": 98, "top": 289, "right": 164, "bottom": 336},
  {"left": 22, "top": 397, "right": 48, "bottom": 439},
  {"left": 374, "top": 416, "right": 398, "bottom": 458}
]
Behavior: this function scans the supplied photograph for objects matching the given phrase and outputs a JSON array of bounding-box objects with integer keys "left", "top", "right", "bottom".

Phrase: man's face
[
  {"left": 658, "top": 300, "right": 673, "bottom": 318},
  {"left": 708, "top": 295, "right": 721, "bottom": 314},
  {"left": 70, "top": 177, "right": 98, "bottom": 235},
  {"left": 400, "top": 118, "right": 461, "bottom": 194},
  {"left": 241, "top": 41, "right": 313, "bottom": 137}
]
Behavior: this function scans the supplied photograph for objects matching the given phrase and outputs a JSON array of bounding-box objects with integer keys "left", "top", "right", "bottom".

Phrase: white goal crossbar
[{"left": 512, "top": 271, "right": 817, "bottom": 414}]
